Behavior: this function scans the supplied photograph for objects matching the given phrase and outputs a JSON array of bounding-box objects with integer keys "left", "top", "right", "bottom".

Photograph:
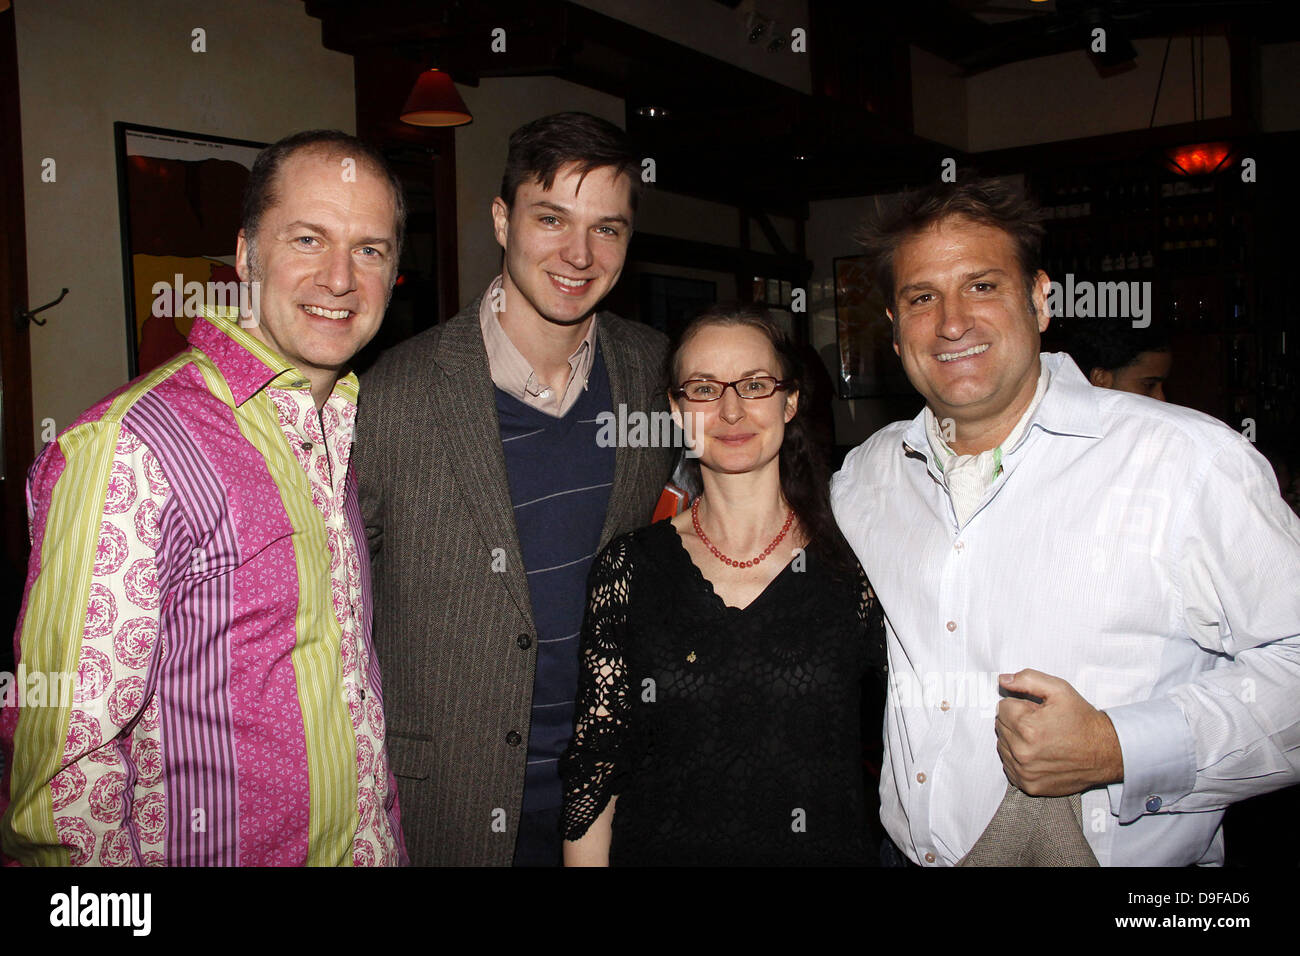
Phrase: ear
[
  {"left": 1031, "top": 270, "right": 1051, "bottom": 333},
  {"left": 491, "top": 197, "right": 510, "bottom": 251},
  {"left": 235, "top": 230, "right": 250, "bottom": 282},
  {"left": 1089, "top": 368, "right": 1113, "bottom": 389},
  {"left": 783, "top": 388, "right": 799, "bottom": 424},
  {"left": 887, "top": 310, "right": 900, "bottom": 357},
  {"left": 669, "top": 390, "right": 683, "bottom": 430}
]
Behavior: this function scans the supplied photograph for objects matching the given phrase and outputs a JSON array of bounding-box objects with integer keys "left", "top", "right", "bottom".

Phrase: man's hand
[{"left": 995, "top": 669, "right": 1124, "bottom": 796}]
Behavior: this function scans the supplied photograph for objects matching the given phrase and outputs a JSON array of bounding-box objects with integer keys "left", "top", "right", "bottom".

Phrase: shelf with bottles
[
  {"left": 1040, "top": 225, "right": 1159, "bottom": 280},
  {"left": 1032, "top": 165, "right": 1254, "bottom": 279},
  {"left": 1041, "top": 214, "right": 1249, "bottom": 280},
  {"left": 1035, "top": 170, "right": 1159, "bottom": 222}
]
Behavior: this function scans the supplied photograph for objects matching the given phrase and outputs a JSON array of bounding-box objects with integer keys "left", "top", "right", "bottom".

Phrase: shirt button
[
  {"left": 360, "top": 687, "right": 366, "bottom": 701},
  {"left": 294, "top": 380, "right": 309, "bottom": 389},
  {"left": 940, "top": 700, "right": 950, "bottom": 712},
  {"left": 516, "top": 634, "right": 532, "bottom": 650},
  {"left": 301, "top": 440, "right": 313, "bottom": 451},
  {"left": 954, "top": 540, "right": 964, "bottom": 551},
  {"left": 916, "top": 772, "right": 927, "bottom": 784},
  {"left": 946, "top": 621, "right": 957, "bottom": 632},
  {"left": 924, "top": 852, "right": 936, "bottom": 864},
  {"left": 505, "top": 730, "right": 522, "bottom": 746},
  {"left": 1145, "top": 795, "right": 1163, "bottom": 813}
]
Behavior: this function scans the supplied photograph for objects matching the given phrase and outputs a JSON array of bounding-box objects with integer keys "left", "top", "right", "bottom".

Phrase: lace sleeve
[
  {"left": 857, "top": 561, "right": 887, "bottom": 677},
  {"left": 560, "top": 535, "right": 633, "bottom": 841}
]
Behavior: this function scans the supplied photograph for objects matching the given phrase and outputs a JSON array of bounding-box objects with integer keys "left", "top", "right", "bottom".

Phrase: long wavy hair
[{"left": 667, "top": 303, "right": 856, "bottom": 576}]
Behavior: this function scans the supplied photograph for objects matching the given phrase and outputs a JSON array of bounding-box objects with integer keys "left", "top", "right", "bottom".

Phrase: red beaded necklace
[{"left": 691, "top": 496, "right": 795, "bottom": 568}]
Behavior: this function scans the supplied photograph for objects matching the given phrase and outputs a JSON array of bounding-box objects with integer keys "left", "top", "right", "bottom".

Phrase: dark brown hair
[
  {"left": 668, "top": 303, "right": 856, "bottom": 575},
  {"left": 241, "top": 129, "right": 407, "bottom": 262},
  {"left": 855, "top": 175, "right": 1044, "bottom": 309},
  {"left": 499, "top": 112, "right": 639, "bottom": 212}
]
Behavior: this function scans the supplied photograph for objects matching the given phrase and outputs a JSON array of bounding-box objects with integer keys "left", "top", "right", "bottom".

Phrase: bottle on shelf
[
  {"left": 1112, "top": 228, "right": 1128, "bottom": 272},
  {"left": 1159, "top": 215, "right": 1174, "bottom": 268}
]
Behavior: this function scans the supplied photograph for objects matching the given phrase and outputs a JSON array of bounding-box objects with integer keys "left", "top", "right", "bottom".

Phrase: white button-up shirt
[{"left": 831, "top": 353, "right": 1300, "bottom": 866}]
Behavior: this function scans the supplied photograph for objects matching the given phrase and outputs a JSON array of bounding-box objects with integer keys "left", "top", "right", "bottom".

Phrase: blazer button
[
  {"left": 505, "top": 730, "right": 522, "bottom": 746},
  {"left": 517, "top": 634, "right": 532, "bottom": 650}
]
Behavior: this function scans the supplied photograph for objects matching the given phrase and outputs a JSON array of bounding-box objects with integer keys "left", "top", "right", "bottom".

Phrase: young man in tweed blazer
[{"left": 356, "top": 113, "right": 674, "bottom": 866}]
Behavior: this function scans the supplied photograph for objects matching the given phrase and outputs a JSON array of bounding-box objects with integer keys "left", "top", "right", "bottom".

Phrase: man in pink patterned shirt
[{"left": 0, "top": 130, "right": 408, "bottom": 866}]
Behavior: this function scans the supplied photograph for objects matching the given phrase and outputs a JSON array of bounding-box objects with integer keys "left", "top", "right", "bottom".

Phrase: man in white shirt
[{"left": 830, "top": 177, "right": 1300, "bottom": 866}]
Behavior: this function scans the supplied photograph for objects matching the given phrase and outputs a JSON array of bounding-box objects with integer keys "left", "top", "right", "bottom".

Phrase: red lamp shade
[
  {"left": 1165, "top": 142, "right": 1232, "bottom": 176},
  {"left": 400, "top": 69, "right": 472, "bottom": 127}
]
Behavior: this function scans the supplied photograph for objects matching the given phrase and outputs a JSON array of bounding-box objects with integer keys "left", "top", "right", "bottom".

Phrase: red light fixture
[
  {"left": 1165, "top": 142, "right": 1232, "bottom": 177},
  {"left": 400, "top": 69, "right": 472, "bottom": 127}
]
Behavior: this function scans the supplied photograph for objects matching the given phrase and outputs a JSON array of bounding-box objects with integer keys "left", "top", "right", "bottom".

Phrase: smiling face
[
  {"left": 491, "top": 162, "right": 633, "bottom": 329},
  {"left": 669, "top": 323, "right": 797, "bottom": 478},
  {"left": 235, "top": 148, "right": 397, "bottom": 401},
  {"left": 889, "top": 215, "right": 1049, "bottom": 452}
]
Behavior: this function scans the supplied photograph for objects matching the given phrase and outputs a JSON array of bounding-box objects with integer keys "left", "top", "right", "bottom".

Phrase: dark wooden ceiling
[{"left": 303, "top": 0, "right": 1296, "bottom": 206}]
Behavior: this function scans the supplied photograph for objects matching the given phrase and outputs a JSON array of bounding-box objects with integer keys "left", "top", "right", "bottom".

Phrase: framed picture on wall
[
  {"left": 833, "top": 254, "right": 912, "bottom": 398},
  {"left": 114, "top": 123, "right": 266, "bottom": 377},
  {"left": 639, "top": 273, "right": 717, "bottom": 342}
]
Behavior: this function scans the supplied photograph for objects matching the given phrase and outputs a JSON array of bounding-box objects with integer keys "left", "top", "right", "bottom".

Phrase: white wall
[
  {"left": 911, "top": 45, "right": 968, "bottom": 150},
  {"left": 965, "top": 35, "right": 1231, "bottom": 152},
  {"left": 16, "top": 0, "right": 355, "bottom": 436},
  {"left": 1261, "top": 41, "right": 1300, "bottom": 132}
]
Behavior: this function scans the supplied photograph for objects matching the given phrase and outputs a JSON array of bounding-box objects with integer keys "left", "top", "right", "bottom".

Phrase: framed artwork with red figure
[{"left": 114, "top": 123, "right": 265, "bottom": 376}]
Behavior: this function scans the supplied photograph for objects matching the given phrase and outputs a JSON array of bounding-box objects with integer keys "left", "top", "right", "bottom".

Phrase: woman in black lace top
[{"left": 561, "top": 304, "right": 886, "bottom": 866}]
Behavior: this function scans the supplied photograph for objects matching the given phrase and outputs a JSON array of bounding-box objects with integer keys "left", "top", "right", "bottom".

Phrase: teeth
[
  {"left": 303, "top": 305, "right": 350, "bottom": 319},
  {"left": 937, "top": 344, "right": 989, "bottom": 362},
  {"left": 550, "top": 274, "right": 591, "bottom": 288}
]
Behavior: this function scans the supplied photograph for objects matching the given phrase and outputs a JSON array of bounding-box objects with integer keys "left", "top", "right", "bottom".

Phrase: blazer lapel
[
  {"left": 432, "top": 299, "right": 534, "bottom": 628},
  {"left": 596, "top": 315, "right": 639, "bottom": 550}
]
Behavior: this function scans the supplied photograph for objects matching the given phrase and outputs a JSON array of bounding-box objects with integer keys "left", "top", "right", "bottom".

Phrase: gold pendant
[{"left": 686, "top": 650, "right": 696, "bottom": 663}]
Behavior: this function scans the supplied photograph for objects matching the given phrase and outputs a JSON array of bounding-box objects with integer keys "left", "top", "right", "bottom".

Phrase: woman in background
[{"left": 561, "top": 303, "right": 885, "bottom": 866}]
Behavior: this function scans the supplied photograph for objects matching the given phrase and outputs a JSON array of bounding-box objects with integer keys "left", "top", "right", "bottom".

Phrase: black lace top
[{"left": 560, "top": 519, "right": 886, "bottom": 866}]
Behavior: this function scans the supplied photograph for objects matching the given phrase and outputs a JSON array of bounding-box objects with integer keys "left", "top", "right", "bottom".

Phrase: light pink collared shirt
[{"left": 478, "top": 275, "right": 598, "bottom": 418}]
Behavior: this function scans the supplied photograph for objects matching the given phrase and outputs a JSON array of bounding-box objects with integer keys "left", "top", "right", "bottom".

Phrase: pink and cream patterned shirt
[{"left": 0, "top": 311, "right": 406, "bottom": 866}]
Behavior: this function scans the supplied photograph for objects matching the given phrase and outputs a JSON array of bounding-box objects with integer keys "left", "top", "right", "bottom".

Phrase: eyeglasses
[{"left": 671, "top": 376, "right": 791, "bottom": 402}]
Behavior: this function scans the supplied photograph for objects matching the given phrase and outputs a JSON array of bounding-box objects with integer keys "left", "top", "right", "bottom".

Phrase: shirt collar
[
  {"left": 189, "top": 306, "right": 358, "bottom": 407},
  {"left": 478, "top": 274, "right": 599, "bottom": 400},
  {"left": 904, "top": 352, "right": 1103, "bottom": 463}
]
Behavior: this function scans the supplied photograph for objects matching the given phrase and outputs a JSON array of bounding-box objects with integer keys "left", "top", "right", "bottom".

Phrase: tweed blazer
[{"left": 355, "top": 297, "right": 675, "bottom": 866}]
